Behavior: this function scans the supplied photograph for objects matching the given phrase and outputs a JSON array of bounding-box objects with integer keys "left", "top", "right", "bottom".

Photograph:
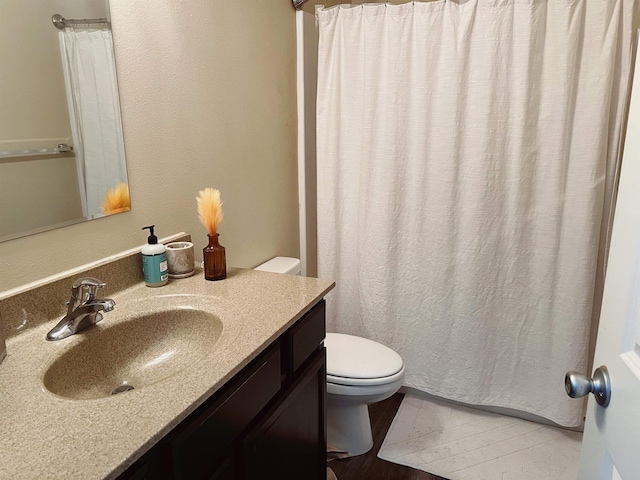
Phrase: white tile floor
[{"left": 378, "top": 394, "right": 583, "bottom": 480}]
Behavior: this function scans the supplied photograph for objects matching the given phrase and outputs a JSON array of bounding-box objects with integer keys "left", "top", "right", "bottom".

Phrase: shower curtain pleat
[
  {"left": 316, "top": 0, "right": 637, "bottom": 427},
  {"left": 59, "top": 28, "right": 127, "bottom": 219}
]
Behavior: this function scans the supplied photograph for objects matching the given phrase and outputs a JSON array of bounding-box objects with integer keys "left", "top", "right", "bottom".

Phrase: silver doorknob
[{"left": 565, "top": 365, "right": 611, "bottom": 407}]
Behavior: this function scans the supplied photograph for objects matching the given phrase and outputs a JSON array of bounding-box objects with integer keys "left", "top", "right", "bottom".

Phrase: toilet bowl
[
  {"left": 325, "top": 332, "right": 404, "bottom": 456},
  {"left": 254, "top": 257, "right": 405, "bottom": 456}
]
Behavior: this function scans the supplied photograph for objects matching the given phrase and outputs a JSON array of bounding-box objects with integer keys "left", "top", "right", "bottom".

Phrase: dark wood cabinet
[
  {"left": 170, "top": 347, "right": 282, "bottom": 479},
  {"left": 242, "top": 350, "right": 326, "bottom": 480},
  {"left": 119, "top": 300, "right": 326, "bottom": 480}
]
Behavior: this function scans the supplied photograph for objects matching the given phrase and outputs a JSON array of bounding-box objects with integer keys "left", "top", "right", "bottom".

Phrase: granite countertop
[{"left": 0, "top": 267, "right": 334, "bottom": 479}]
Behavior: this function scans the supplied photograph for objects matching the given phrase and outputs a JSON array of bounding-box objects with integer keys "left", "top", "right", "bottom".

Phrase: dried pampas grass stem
[
  {"left": 197, "top": 188, "right": 224, "bottom": 236},
  {"left": 102, "top": 183, "right": 130, "bottom": 215}
]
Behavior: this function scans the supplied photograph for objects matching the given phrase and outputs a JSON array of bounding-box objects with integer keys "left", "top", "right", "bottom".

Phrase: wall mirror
[{"left": 0, "top": 0, "right": 130, "bottom": 243}]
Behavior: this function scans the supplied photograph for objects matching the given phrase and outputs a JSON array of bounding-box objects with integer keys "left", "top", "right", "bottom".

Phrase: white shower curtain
[
  {"left": 316, "top": 0, "right": 637, "bottom": 427},
  {"left": 59, "top": 28, "right": 127, "bottom": 219}
]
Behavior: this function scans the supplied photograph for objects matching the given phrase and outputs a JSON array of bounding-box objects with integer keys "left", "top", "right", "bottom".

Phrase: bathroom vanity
[
  {"left": 0, "top": 254, "right": 334, "bottom": 480},
  {"left": 122, "top": 300, "right": 327, "bottom": 480}
]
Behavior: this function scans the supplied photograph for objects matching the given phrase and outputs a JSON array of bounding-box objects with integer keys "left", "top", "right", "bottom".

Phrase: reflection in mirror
[{"left": 0, "top": 0, "right": 130, "bottom": 243}]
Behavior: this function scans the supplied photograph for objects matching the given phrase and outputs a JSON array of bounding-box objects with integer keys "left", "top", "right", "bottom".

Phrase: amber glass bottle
[{"left": 203, "top": 233, "right": 226, "bottom": 281}]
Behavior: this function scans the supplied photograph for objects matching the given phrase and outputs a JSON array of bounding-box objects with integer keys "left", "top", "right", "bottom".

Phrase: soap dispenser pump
[{"left": 141, "top": 225, "right": 169, "bottom": 287}]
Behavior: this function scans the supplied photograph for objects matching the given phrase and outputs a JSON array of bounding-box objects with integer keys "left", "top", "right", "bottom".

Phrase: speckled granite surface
[
  {"left": 0, "top": 245, "right": 334, "bottom": 479},
  {"left": 0, "top": 233, "right": 192, "bottom": 339}
]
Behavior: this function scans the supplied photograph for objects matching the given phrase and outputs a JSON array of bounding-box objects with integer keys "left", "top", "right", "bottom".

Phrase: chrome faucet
[{"left": 46, "top": 277, "right": 116, "bottom": 341}]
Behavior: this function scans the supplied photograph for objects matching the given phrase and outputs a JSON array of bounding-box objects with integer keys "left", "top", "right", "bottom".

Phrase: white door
[{"left": 576, "top": 33, "right": 640, "bottom": 480}]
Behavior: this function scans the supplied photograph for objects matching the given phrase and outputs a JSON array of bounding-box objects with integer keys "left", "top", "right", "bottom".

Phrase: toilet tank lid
[
  {"left": 254, "top": 257, "right": 301, "bottom": 275},
  {"left": 325, "top": 333, "right": 404, "bottom": 379}
]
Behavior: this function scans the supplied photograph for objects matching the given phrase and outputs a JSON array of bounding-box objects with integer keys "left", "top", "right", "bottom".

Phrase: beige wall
[{"left": 0, "top": 0, "right": 299, "bottom": 293}]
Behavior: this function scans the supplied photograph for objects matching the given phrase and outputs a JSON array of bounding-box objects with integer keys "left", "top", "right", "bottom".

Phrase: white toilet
[{"left": 255, "top": 257, "right": 405, "bottom": 457}]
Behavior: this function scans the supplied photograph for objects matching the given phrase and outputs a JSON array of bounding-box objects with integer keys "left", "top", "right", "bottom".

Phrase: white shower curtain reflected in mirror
[
  {"left": 59, "top": 27, "right": 128, "bottom": 219},
  {"left": 316, "top": 0, "right": 637, "bottom": 427}
]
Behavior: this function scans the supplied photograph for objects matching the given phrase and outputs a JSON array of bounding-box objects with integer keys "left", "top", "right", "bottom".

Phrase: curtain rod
[
  {"left": 292, "top": 1, "right": 410, "bottom": 10},
  {"left": 52, "top": 13, "right": 110, "bottom": 30}
]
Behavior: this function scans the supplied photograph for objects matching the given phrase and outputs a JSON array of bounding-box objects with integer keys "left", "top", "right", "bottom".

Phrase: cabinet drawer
[
  {"left": 286, "top": 300, "right": 325, "bottom": 375},
  {"left": 170, "top": 346, "right": 281, "bottom": 480}
]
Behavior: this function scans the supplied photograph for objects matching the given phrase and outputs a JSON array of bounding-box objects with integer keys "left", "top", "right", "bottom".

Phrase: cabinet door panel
[
  {"left": 206, "top": 457, "right": 233, "bottom": 480},
  {"left": 171, "top": 347, "right": 281, "bottom": 480},
  {"left": 243, "top": 349, "right": 326, "bottom": 480}
]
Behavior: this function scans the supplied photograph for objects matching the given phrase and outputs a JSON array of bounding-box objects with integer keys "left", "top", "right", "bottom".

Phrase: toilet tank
[{"left": 254, "top": 257, "right": 301, "bottom": 275}]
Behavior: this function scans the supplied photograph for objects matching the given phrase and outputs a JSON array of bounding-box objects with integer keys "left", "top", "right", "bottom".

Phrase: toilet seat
[
  {"left": 325, "top": 333, "right": 404, "bottom": 386},
  {"left": 327, "top": 365, "right": 405, "bottom": 387}
]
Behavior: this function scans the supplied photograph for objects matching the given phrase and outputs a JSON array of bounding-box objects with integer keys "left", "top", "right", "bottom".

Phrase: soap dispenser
[{"left": 141, "top": 225, "right": 169, "bottom": 287}]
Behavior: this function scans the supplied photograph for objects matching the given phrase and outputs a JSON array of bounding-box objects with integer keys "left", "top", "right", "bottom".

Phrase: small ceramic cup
[{"left": 165, "top": 242, "right": 195, "bottom": 278}]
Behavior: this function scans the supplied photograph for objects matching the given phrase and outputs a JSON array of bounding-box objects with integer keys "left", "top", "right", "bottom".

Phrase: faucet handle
[
  {"left": 71, "top": 277, "right": 107, "bottom": 300},
  {"left": 72, "top": 277, "right": 106, "bottom": 289}
]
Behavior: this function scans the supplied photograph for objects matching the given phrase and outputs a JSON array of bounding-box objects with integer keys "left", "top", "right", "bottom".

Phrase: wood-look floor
[{"left": 329, "top": 393, "right": 449, "bottom": 480}]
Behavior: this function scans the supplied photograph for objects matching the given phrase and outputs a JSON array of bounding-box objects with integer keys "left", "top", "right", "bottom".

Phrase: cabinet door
[
  {"left": 242, "top": 349, "right": 326, "bottom": 480},
  {"left": 205, "top": 457, "right": 233, "bottom": 480},
  {"left": 171, "top": 347, "right": 281, "bottom": 480}
]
